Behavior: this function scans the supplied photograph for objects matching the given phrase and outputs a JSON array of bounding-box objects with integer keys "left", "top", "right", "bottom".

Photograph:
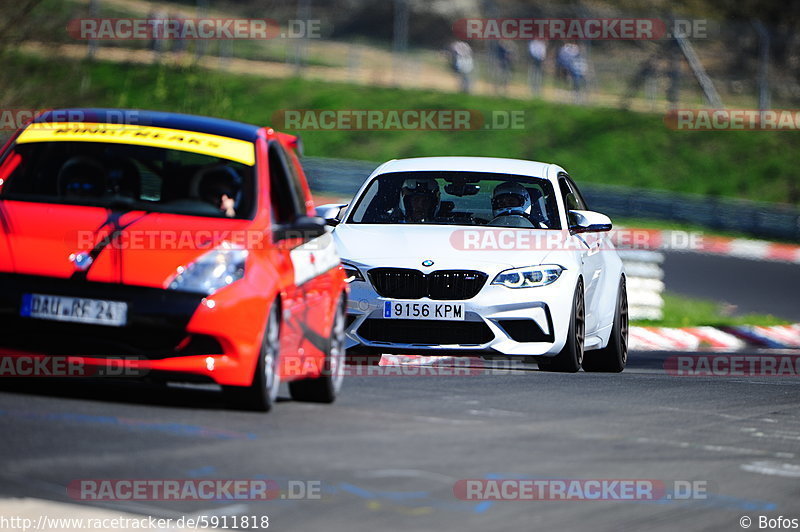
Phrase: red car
[{"left": 0, "top": 109, "right": 348, "bottom": 411}]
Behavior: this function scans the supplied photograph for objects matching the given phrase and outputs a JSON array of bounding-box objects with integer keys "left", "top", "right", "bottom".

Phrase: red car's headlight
[{"left": 167, "top": 242, "right": 248, "bottom": 294}]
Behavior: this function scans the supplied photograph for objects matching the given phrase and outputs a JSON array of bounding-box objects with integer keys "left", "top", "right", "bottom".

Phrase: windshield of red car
[{"left": 0, "top": 140, "right": 256, "bottom": 220}]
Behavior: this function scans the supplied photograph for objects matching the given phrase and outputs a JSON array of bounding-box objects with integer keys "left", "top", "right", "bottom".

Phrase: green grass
[
  {"left": 3, "top": 51, "right": 800, "bottom": 205},
  {"left": 632, "top": 292, "right": 791, "bottom": 328}
]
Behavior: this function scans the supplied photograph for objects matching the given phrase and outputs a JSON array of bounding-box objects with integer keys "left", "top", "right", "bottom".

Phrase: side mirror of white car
[
  {"left": 316, "top": 203, "right": 348, "bottom": 226},
  {"left": 568, "top": 210, "right": 613, "bottom": 234}
]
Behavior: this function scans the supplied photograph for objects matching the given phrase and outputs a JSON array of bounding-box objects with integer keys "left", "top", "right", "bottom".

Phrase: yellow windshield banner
[{"left": 16, "top": 122, "right": 256, "bottom": 166}]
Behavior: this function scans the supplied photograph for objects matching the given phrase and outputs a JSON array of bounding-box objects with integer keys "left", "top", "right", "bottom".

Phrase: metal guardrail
[
  {"left": 581, "top": 185, "right": 800, "bottom": 243},
  {"left": 303, "top": 156, "right": 800, "bottom": 242},
  {"left": 302, "top": 157, "right": 379, "bottom": 198}
]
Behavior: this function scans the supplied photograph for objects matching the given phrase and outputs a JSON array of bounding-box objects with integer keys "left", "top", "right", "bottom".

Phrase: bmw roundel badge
[{"left": 422, "top": 260, "right": 434, "bottom": 267}]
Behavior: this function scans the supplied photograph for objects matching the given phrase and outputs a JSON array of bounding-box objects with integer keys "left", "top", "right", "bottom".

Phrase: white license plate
[
  {"left": 383, "top": 301, "right": 465, "bottom": 320},
  {"left": 21, "top": 293, "right": 128, "bottom": 327}
]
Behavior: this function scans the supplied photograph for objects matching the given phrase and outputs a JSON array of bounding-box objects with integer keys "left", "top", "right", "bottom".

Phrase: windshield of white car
[
  {"left": 0, "top": 141, "right": 256, "bottom": 220},
  {"left": 346, "top": 171, "right": 562, "bottom": 229}
]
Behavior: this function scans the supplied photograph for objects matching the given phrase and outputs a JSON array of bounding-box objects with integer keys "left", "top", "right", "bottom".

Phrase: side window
[
  {"left": 283, "top": 146, "right": 310, "bottom": 213},
  {"left": 559, "top": 178, "right": 578, "bottom": 211},
  {"left": 559, "top": 175, "right": 587, "bottom": 212},
  {"left": 268, "top": 143, "right": 304, "bottom": 224},
  {"left": 567, "top": 176, "right": 589, "bottom": 210}
]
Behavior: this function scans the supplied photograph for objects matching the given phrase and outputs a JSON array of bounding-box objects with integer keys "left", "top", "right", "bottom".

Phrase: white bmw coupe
[{"left": 318, "top": 157, "right": 628, "bottom": 372}]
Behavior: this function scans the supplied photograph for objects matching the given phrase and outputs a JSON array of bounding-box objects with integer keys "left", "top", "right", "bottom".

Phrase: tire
[
  {"left": 224, "top": 302, "right": 281, "bottom": 412},
  {"left": 289, "top": 297, "right": 346, "bottom": 403},
  {"left": 540, "top": 280, "right": 585, "bottom": 373},
  {"left": 582, "top": 277, "right": 628, "bottom": 373}
]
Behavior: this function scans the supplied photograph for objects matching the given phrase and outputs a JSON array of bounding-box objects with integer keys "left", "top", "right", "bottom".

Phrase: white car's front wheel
[
  {"left": 540, "top": 279, "right": 585, "bottom": 373},
  {"left": 582, "top": 277, "right": 628, "bottom": 373}
]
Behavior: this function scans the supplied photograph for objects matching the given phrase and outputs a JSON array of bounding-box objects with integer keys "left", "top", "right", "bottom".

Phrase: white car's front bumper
[{"left": 344, "top": 268, "right": 579, "bottom": 358}]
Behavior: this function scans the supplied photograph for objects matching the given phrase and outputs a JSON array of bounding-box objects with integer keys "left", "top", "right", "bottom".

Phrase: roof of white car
[{"left": 374, "top": 157, "right": 554, "bottom": 179}]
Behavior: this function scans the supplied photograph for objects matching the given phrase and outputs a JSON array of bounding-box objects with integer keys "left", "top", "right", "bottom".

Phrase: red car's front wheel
[
  {"left": 289, "top": 296, "right": 346, "bottom": 403},
  {"left": 224, "top": 301, "right": 281, "bottom": 411}
]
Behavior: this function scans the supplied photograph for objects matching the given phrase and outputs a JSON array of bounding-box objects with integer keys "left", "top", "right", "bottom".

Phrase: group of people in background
[{"left": 447, "top": 39, "right": 588, "bottom": 101}]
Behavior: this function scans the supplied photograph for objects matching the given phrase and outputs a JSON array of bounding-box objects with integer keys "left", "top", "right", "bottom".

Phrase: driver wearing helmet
[
  {"left": 197, "top": 166, "right": 241, "bottom": 218},
  {"left": 492, "top": 181, "right": 531, "bottom": 216},
  {"left": 399, "top": 177, "right": 440, "bottom": 223},
  {"left": 490, "top": 181, "right": 541, "bottom": 228}
]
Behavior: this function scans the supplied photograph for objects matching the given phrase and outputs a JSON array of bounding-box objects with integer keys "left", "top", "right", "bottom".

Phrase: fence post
[
  {"left": 87, "top": 0, "right": 99, "bottom": 59},
  {"left": 293, "top": 0, "right": 311, "bottom": 75},
  {"left": 194, "top": 0, "right": 209, "bottom": 63},
  {"left": 753, "top": 20, "right": 771, "bottom": 114},
  {"left": 392, "top": 0, "right": 409, "bottom": 84}
]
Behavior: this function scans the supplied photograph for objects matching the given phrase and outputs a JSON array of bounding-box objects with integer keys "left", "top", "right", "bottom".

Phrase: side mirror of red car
[{"left": 273, "top": 215, "right": 328, "bottom": 242}]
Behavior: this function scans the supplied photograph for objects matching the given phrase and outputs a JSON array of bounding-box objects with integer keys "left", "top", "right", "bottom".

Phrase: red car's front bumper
[{"left": 0, "top": 273, "right": 270, "bottom": 386}]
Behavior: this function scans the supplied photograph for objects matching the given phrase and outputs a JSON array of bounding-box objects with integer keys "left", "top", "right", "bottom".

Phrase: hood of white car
[{"left": 333, "top": 224, "right": 571, "bottom": 272}]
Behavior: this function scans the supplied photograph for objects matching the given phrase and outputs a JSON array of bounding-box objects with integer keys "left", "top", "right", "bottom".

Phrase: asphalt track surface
[
  {"left": 0, "top": 349, "right": 798, "bottom": 532},
  {"left": 0, "top": 245, "right": 797, "bottom": 531},
  {"left": 663, "top": 251, "right": 800, "bottom": 322}
]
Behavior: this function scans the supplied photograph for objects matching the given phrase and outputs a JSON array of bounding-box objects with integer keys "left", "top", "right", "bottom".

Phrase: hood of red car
[{"left": 0, "top": 200, "right": 255, "bottom": 288}]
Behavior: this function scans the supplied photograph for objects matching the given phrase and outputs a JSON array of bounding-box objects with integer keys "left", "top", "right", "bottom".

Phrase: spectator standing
[
  {"left": 568, "top": 44, "right": 588, "bottom": 103},
  {"left": 170, "top": 12, "right": 187, "bottom": 58},
  {"left": 491, "top": 40, "right": 515, "bottom": 95},
  {"left": 448, "top": 41, "right": 474, "bottom": 93},
  {"left": 528, "top": 39, "right": 547, "bottom": 96},
  {"left": 148, "top": 6, "right": 167, "bottom": 62}
]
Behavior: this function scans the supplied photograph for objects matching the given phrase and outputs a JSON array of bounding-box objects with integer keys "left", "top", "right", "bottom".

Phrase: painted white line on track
[{"left": 741, "top": 461, "right": 800, "bottom": 478}]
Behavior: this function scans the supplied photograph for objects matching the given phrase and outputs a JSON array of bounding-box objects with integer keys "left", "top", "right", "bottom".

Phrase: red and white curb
[
  {"left": 722, "top": 324, "right": 800, "bottom": 350},
  {"left": 607, "top": 324, "right": 800, "bottom": 351},
  {"left": 628, "top": 326, "right": 740, "bottom": 351}
]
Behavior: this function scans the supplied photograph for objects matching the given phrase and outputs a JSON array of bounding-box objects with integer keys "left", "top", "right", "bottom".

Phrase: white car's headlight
[
  {"left": 168, "top": 242, "right": 248, "bottom": 294},
  {"left": 341, "top": 260, "right": 364, "bottom": 283},
  {"left": 492, "top": 265, "right": 564, "bottom": 288}
]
